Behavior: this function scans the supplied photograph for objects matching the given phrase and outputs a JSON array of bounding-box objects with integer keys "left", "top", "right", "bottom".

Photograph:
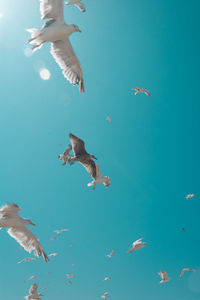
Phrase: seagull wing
[
  {"left": 64, "top": 144, "right": 72, "bottom": 156},
  {"left": 180, "top": 270, "right": 185, "bottom": 278},
  {"left": 69, "top": 133, "right": 87, "bottom": 156},
  {"left": 75, "top": 2, "right": 86, "bottom": 12},
  {"left": 133, "top": 238, "right": 143, "bottom": 246},
  {"left": 0, "top": 203, "right": 21, "bottom": 217},
  {"left": 95, "top": 164, "right": 102, "bottom": 178},
  {"left": 80, "top": 159, "right": 97, "bottom": 179},
  {"left": 40, "top": 0, "right": 64, "bottom": 22},
  {"left": 144, "top": 90, "right": 150, "bottom": 96},
  {"left": 51, "top": 40, "right": 84, "bottom": 92},
  {"left": 8, "top": 227, "right": 49, "bottom": 262}
]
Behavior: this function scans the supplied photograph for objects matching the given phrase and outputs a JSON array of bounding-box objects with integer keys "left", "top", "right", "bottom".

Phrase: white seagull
[
  {"left": 180, "top": 268, "right": 197, "bottom": 278},
  {"left": 28, "top": 276, "right": 36, "bottom": 281},
  {"left": 129, "top": 238, "right": 147, "bottom": 253},
  {"left": 58, "top": 145, "right": 73, "bottom": 166},
  {"left": 25, "top": 283, "right": 43, "bottom": 300},
  {"left": 106, "top": 249, "right": 114, "bottom": 258},
  {"left": 186, "top": 194, "right": 195, "bottom": 199},
  {"left": 66, "top": 273, "right": 75, "bottom": 279},
  {"left": 104, "top": 277, "right": 111, "bottom": 281},
  {"left": 27, "top": 0, "right": 84, "bottom": 92},
  {"left": 131, "top": 87, "right": 150, "bottom": 96},
  {"left": 101, "top": 292, "right": 109, "bottom": 300},
  {"left": 158, "top": 271, "right": 171, "bottom": 283},
  {"left": 48, "top": 253, "right": 58, "bottom": 257},
  {"left": 17, "top": 257, "right": 37, "bottom": 264},
  {"left": 0, "top": 204, "right": 49, "bottom": 262},
  {"left": 69, "top": 134, "right": 111, "bottom": 190},
  {"left": 65, "top": 0, "right": 86, "bottom": 12}
]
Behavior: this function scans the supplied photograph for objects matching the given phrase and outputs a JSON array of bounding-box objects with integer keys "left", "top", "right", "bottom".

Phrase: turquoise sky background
[{"left": 0, "top": 0, "right": 200, "bottom": 299}]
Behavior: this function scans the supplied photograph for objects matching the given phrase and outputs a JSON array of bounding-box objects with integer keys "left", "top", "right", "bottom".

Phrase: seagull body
[
  {"left": 129, "top": 238, "right": 147, "bottom": 253},
  {"left": 66, "top": 0, "right": 86, "bottom": 12},
  {"left": 101, "top": 292, "right": 109, "bottom": 300},
  {"left": 104, "top": 277, "right": 111, "bottom": 281},
  {"left": 25, "top": 283, "right": 43, "bottom": 300},
  {"left": 107, "top": 249, "right": 114, "bottom": 258},
  {"left": 69, "top": 133, "right": 111, "bottom": 190},
  {"left": 186, "top": 194, "right": 195, "bottom": 199},
  {"left": 106, "top": 116, "right": 112, "bottom": 123},
  {"left": 17, "top": 257, "right": 37, "bottom": 264},
  {"left": 132, "top": 87, "right": 150, "bottom": 96},
  {"left": 158, "top": 271, "right": 171, "bottom": 283},
  {"left": 48, "top": 253, "right": 58, "bottom": 257},
  {"left": 0, "top": 204, "right": 49, "bottom": 262},
  {"left": 27, "top": 0, "right": 84, "bottom": 92},
  {"left": 180, "top": 268, "right": 196, "bottom": 278},
  {"left": 58, "top": 145, "right": 73, "bottom": 166}
]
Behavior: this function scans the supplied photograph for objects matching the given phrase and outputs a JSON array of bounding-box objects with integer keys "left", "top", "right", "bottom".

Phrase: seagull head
[
  {"left": 104, "top": 176, "right": 111, "bottom": 187},
  {"left": 71, "top": 24, "right": 82, "bottom": 33},
  {"left": 91, "top": 155, "right": 97, "bottom": 160}
]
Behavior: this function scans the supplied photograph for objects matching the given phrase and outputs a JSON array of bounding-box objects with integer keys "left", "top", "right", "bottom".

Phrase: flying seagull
[
  {"left": 186, "top": 194, "right": 195, "bottom": 199},
  {"left": 17, "top": 257, "right": 37, "bottom": 264},
  {"left": 180, "top": 268, "right": 197, "bottom": 278},
  {"left": 66, "top": 273, "right": 75, "bottom": 279},
  {"left": 48, "top": 253, "right": 58, "bottom": 257},
  {"left": 106, "top": 249, "right": 115, "bottom": 258},
  {"left": 104, "top": 277, "right": 111, "bottom": 281},
  {"left": 66, "top": 0, "right": 86, "bottom": 12},
  {"left": 0, "top": 204, "right": 49, "bottom": 262},
  {"left": 54, "top": 229, "right": 70, "bottom": 234},
  {"left": 28, "top": 276, "right": 36, "bottom": 281},
  {"left": 158, "top": 271, "right": 171, "bottom": 283},
  {"left": 69, "top": 133, "right": 111, "bottom": 189},
  {"left": 25, "top": 283, "right": 43, "bottom": 300},
  {"left": 131, "top": 87, "right": 150, "bottom": 96},
  {"left": 129, "top": 238, "right": 147, "bottom": 253},
  {"left": 27, "top": 0, "right": 84, "bottom": 92},
  {"left": 58, "top": 144, "right": 73, "bottom": 166}
]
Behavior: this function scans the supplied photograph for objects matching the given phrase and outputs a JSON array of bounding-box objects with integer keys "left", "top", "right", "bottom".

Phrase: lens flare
[{"left": 39, "top": 68, "right": 51, "bottom": 80}]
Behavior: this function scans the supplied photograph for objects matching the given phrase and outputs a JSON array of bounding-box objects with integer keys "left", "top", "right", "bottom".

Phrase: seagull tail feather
[{"left": 79, "top": 79, "right": 85, "bottom": 93}]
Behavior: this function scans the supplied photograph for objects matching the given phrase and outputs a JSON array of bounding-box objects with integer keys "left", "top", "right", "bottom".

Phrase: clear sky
[{"left": 0, "top": 0, "right": 200, "bottom": 299}]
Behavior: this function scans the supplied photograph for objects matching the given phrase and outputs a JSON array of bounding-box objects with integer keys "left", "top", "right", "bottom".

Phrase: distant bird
[
  {"left": 131, "top": 87, "right": 150, "bottom": 96},
  {"left": 25, "top": 283, "right": 43, "bottom": 300},
  {"left": 28, "top": 276, "right": 36, "bottom": 281},
  {"left": 69, "top": 133, "right": 111, "bottom": 189},
  {"left": 0, "top": 204, "right": 49, "bottom": 262},
  {"left": 106, "top": 116, "right": 112, "bottom": 123},
  {"left": 66, "top": 273, "right": 75, "bottom": 279},
  {"left": 49, "top": 234, "right": 59, "bottom": 241},
  {"left": 101, "top": 292, "right": 109, "bottom": 300},
  {"left": 27, "top": 0, "right": 84, "bottom": 92},
  {"left": 158, "top": 271, "right": 171, "bottom": 283},
  {"left": 54, "top": 229, "right": 70, "bottom": 234},
  {"left": 107, "top": 249, "right": 115, "bottom": 258},
  {"left": 186, "top": 194, "right": 195, "bottom": 199},
  {"left": 182, "top": 227, "right": 185, "bottom": 232},
  {"left": 58, "top": 145, "right": 73, "bottom": 166},
  {"left": 104, "top": 277, "right": 111, "bottom": 281},
  {"left": 48, "top": 253, "right": 58, "bottom": 257},
  {"left": 17, "top": 257, "right": 37, "bottom": 264},
  {"left": 65, "top": 0, "right": 86, "bottom": 12},
  {"left": 129, "top": 238, "right": 147, "bottom": 253},
  {"left": 180, "top": 268, "right": 197, "bottom": 278}
]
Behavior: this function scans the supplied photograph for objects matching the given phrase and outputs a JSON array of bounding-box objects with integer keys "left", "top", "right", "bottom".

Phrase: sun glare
[{"left": 39, "top": 68, "right": 51, "bottom": 80}]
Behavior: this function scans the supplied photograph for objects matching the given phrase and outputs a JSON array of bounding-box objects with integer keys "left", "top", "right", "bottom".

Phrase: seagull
[
  {"left": 186, "top": 194, "right": 195, "bottom": 199},
  {"left": 107, "top": 249, "right": 114, "bottom": 258},
  {"left": 158, "top": 271, "right": 171, "bottom": 283},
  {"left": 58, "top": 145, "right": 73, "bottom": 166},
  {"left": 101, "top": 292, "right": 109, "bottom": 300},
  {"left": 180, "top": 268, "right": 197, "bottom": 278},
  {"left": 69, "top": 133, "right": 111, "bottom": 190},
  {"left": 106, "top": 116, "right": 112, "bottom": 123},
  {"left": 48, "top": 253, "right": 58, "bottom": 257},
  {"left": 28, "top": 276, "right": 36, "bottom": 281},
  {"left": 182, "top": 227, "right": 185, "bottom": 232},
  {"left": 104, "top": 277, "right": 111, "bottom": 281},
  {"left": 129, "top": 238, "right": 147, "bottom": 253},
  {"left": 0, "top": 204, "right": 49, "bottom": 262},
  {"left": 65, "top": 0, "right": 86, "bottom": 12},
  {"left": 27, "top": 0, "right": 84, "bottom": 92},
  {"left": 54, "top": 229, "right": 70, "bottom": 234},
  {"left": 25, "top": 283, "right": 43, "bottom": 300},
  {"left": 17, "top": 257, "right": 37, "bottom": 264},
  {"left": 131, "top": 87, "right": 150, "bottom": 96}
]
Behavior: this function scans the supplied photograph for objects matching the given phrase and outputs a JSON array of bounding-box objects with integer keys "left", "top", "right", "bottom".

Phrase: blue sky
[{"left": 0, "top": 0, "right": 200, "bottom": 299}]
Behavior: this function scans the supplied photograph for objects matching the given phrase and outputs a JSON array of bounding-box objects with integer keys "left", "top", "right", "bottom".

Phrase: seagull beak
[{"left": 77, "top": 29, "right": 82, "bottom": 33}]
